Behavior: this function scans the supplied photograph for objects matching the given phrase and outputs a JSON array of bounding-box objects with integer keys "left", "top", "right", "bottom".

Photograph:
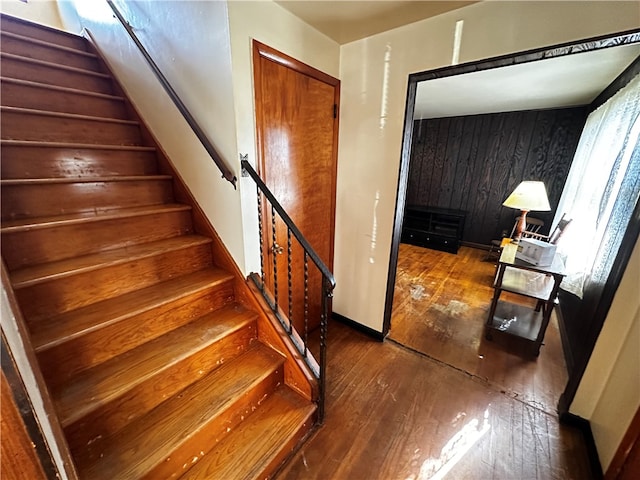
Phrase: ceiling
[
  {"left": 414, "top": 43, "right": 640, "bottom": 119},
  {"left": 274, "top": 1, "right": 639, "bottom": 119},
  {"left": 274, "top": 0, "right": 477, "bottom": 44}
]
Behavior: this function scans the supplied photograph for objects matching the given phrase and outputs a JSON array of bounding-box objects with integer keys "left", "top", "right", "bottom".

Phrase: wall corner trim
[
  {"left": 559, "top": 411, "right": 604, "bottom": 480},
  {"left": 332, "top": 313, "right": 386, "bottom": 342}
]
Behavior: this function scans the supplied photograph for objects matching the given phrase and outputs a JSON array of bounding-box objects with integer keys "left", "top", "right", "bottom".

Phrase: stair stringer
[
  {"left": 0, "top": 261, "right": 80, "bottom": 480},
  {"left": 82, "top": 33, "right": 320, "bottom": 405}
]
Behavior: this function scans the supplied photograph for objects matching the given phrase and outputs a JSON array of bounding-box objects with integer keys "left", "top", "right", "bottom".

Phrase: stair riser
[
  {"left": 1, "top": 81, "right": 128, "bottom": 118},
  {"left": 0, "top": 145, "right": 158, "bottom": 180},
  {"left": 1, "top": 110, "right": 142, "bottom": 145},
  {"left": 1, "top": 34, "right": 99, "bottom": 71},
  {"left": 15, "top": 242, "right": 214, "bottom": 321},
  {"left": 1, "top": 55, "right": 114, "bottom": 94},
  {"left": 2, "top": 209, "right": 194, "bottom": 270},
  {"left": 65, "top": 322, "right": 258, "bottom": 455},
  {"left": 143, "top": 365, "right": 283, "bottom": 480},
  {"left": 38, "top": 280, "right": 236, "bottom": 388},
  {"left": 1, "top": 17, "right": 88, "bottom": 50},
  {"left": 1, "top": 180, "right": 174, "bottom": 221}
]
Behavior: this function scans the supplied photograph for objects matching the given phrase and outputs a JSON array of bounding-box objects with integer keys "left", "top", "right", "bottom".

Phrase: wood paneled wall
[{"left": 406, "top": 107, "right": 587, "bottom": 245}]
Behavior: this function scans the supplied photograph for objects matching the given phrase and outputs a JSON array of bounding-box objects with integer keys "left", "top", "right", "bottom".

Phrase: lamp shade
[{"left": 502, "top": 181, "right": 551, "bottom": 211}]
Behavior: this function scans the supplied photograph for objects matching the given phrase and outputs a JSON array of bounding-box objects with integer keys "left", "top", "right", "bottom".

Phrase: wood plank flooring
[
  {"left": 278, "top": 245, "right": 591, "bottom": 479},
  {"left": 278, "top": 319, "right": 591, "bottom": 479},
  {"left": 389, "top": 244, "right": 568, "bottom": 414}
]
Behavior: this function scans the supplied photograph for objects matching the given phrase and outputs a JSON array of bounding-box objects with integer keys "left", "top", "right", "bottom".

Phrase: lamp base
[{"left": 513, "top": 210, "right": 529, "bottom": 243}]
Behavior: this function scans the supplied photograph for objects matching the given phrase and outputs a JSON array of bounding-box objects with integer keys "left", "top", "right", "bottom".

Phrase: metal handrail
[
  {"left": 241, "top": 161, "right": 335, "bottom": 288},
  {"left": 106, "top": 0, "right": 237, "bottom": 188},
  {"left": 241, "top": 159, "right": 335, "bottom": 422}
]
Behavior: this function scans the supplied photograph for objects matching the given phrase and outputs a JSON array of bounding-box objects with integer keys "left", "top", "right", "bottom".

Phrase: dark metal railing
[
  {"left": 241, "top": 160, "right": 335, "bottom": 423},
  {"left": 105, "top": 0, "right": 237, "bottom": 188}
]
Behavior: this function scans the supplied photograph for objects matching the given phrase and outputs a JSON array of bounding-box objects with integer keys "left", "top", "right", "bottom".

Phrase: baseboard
[
  {"left": 559, "top": 411, "right": 603, "bottom": 479},
  {"left": 331, "top": 313, "right": 386, "bottom": 342},
  {"left": 460, "top": 241, "right": 490, "bottom": 250}
]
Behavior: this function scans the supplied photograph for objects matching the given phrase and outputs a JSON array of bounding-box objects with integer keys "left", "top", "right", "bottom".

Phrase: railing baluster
[
  {"left": 318, "top": 276, "right": 331, "bottom": 424},
  {"left": 241, "top": 160, "right": 335, "bottom": 428},
  {"left": 271, "top": 205, "right": 278, "bottom": 309},
  {"left": 287, "top": 229, "right": 293, "bottom": 335},
  {"left": 256, "top": 186, "right": 265, "bottom": 295},
  {"left": 303, "top": 253, "right": 309, "bottom": 357}
]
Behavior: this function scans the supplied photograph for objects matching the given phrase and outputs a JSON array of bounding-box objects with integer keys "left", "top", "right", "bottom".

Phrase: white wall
[
  {"left": 227, "top": 0, "right": 340, "bottom": 274},
  {"left": 56, "top": 0, "right": 246, "bottom": 270},
  {"left": 571, "top": 236, "right": 640, "bottom": 471},
  {"left": 0, "top": 0, "right": 63, "bottom": 29},
  {"left": 334, "top": 1, "right": 640, "bottom": 331}
]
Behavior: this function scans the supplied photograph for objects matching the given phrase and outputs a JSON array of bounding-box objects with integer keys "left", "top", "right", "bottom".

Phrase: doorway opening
[{"left": 383, "top": 30, "right": 640, "bottom": 413}]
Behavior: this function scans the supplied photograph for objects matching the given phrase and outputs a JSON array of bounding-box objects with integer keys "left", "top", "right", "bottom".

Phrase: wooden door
[{"left": 253, "top": 41, "right": 339, "bottom": 333}]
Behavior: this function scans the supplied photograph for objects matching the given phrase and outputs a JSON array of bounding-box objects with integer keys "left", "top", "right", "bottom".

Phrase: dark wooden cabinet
[{"left": 401, "top": 206, "right": 466, "bottom": 253}]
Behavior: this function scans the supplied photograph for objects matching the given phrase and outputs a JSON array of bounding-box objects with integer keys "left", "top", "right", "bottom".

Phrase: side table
[{"left": 485, "top": 243, "right": 566, "bottom": 356}]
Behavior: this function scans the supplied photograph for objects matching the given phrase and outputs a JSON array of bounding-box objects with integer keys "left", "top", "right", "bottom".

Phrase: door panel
[{"left": 253, "top": 41, "right": 339, "bottom": 333}]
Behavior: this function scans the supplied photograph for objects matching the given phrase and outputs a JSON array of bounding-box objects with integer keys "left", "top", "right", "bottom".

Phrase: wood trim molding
[
  {"left": 253, "top": 40, "right": 340, "bottom": 87},
  {"left": 384, "top": 28, "right": 640, "bottom": 398},
  {"left": 332, "top": 313, "right": 386, "bottom": 342},
  {"left": 0, "top": 262, "right": 79, "bottom": 479},
  {"left": 2, "top": 335, "right": 53, "bottom": 480},
  {"left": 560, "top": 411, "right": 604, "bottom": 479}
]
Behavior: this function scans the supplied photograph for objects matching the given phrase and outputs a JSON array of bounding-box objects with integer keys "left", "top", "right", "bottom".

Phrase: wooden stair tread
[
  {"left": 1, "top": 175, "right": 172, "bottom": 186},
  {"left": 0, "top": 52, "right": 111, "bottom": 78},
  {"left": 1, "top": 204, "right": 190, "bottom": 233},
  {"left": 32, "top": 268, "right": 233, "bottom": 351},
  {"left": 1, "top": 15, "right": 315, "bottom": 480},
  {"left": 183, "top": 386, "right": 316, "bottom": 480},
  {"left": 10, "top": 235, "right": 212, "bottom": 288},
  {"left": 75, "top": 343, "right": 284, "bottom": 479},
  {"left": 56, "top": 304, "right": 259, "bottom": 427},
  {"left": 0, "top": 139, "right": 155, "bottom": 150},
  {"left": 0, "top": 76, "right": 124, "bottom": 101},
  {"left": 1, "top": 106, "right": 138, "bottom": 125},
  {"left": 1, "top": 30, "right": 97, "bottom": 58}
]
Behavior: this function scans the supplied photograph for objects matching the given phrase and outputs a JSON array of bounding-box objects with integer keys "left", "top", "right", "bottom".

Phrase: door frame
[
  {"left": 252, "top": 39, "right": 340, "bottom": 272},
  {"left": 383, "top": 29, "right": 640, "bottom": 411}
]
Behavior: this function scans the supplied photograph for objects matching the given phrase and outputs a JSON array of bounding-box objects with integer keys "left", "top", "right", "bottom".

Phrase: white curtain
[{"left": 553, "top": 73, "right": 640, "bottom": 298}]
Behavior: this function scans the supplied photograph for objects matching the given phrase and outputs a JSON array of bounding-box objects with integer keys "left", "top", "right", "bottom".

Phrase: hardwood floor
[
  {"left": 278, "top": 244, "right": 591, "bottom": 479},
  {"left": 278, "top": 320, "right": 591, "bottom": 479},
  {"left": 389, "top": 244, "right": 568, "bottom": 414}
]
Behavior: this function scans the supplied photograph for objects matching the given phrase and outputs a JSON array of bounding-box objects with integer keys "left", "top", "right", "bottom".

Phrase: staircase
[{"left": 0, "top": 14, "right": 316, "bottom": 479}]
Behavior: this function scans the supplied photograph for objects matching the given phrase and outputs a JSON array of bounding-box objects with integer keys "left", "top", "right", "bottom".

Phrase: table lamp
[{"left": 502, "top": 181, "right": 551, "bottom": 242}]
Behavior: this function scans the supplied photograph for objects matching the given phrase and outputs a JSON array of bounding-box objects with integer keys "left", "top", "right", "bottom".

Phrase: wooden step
[
  {"left": 182, "top": 386, "right": 316, "bottom": 480},
  {"left": 0, "top": 53, "right": 114, "bottom": 94},
  {"left": 0, "top": 141, "right": 157, "bottom": 180},
  {"left": 62, "top": 304, "right": 259, "bottom": 453},
  {"left": 1, "top": 14, "right": 89, "bottom": 51},
  {"left": 1, "top": 204, "right": 193, "bottom": 270},
  {"left": 0, "top": 107, "right": 142, "bottom": 145},
  {"left": 1, "top": 176, "right": 174, "bottom": 221},
  {"left": 1, "top": 31, "right": 100, "bottom": 71},
  {"left": 73, "top": 344, "right": 285, "bottom": 480},
  {"left": 11, "top": 235, "right": 214, "bottom": 321},
  {"left": 1, "top": 77, "right": 127, "bottom": 118},
  {"left": 35, "top": 269, "right": 236, "bottom": 387},
  {"left": 30, "top": 268, "right": 234, "bottom": 353}
]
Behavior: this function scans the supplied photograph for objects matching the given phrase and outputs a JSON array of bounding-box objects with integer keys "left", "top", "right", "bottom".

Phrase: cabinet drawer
[{"left": 401, "top": 229, "right": 459, "bottom": 253}]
